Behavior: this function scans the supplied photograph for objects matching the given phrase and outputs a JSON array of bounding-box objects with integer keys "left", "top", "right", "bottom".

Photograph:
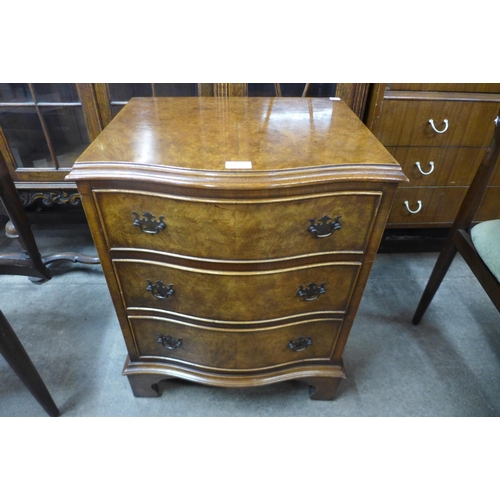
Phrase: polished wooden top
[{"left": 68, "top": 97, "right": 405, "bottom": 188}]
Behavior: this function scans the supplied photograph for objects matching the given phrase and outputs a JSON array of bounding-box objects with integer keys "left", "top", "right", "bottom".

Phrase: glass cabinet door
[
  {"left": 95, "top": 83, "right": 199, "bottom": 125},
  {"left": 93, "top": 83, "right": 367, "bottom": 129},
  {"left": 0, "top": 83, "right": 100, "bottom": 182}
]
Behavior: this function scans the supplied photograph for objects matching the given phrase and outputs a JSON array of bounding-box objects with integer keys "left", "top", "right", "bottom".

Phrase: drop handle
[
  {"left": 404, "top": 200, "right": 422, "bottom": 214},
  {"left": 428, "top": 119, "right": 449, "bottom": 134},
  {"left": 415, "top": 161, "right": 435, "bottom": 175},
  {"left": 296, "top": 282, "right": 326, "bottom": 301},
  {"left": 308, "top": 215, "right": 341, "bottom": 238},
  {"left": 288, "top": 336, "right": 313, "bottom": 352},
  {"left": 157, "top": 335, "right": 182, "bottom": 350},
  {"left": 146, "top": 280, "right": 175, "bottom": 299},
  {"left": 132, "top": 211, "right": 166, "bottom": 234}
]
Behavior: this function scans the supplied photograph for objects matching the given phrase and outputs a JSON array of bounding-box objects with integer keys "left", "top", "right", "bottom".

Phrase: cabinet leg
[
  {"left": 127, "top": 374, "right": 163, "bottom": 397},
  {"left": 303, "top": 377, "right": 343, "bottom": 401},
  {"left": 127, "top": 374, "right": 178, "bottom": 398}
]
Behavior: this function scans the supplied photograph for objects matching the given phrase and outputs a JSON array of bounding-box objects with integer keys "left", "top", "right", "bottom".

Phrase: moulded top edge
[
  {"left": 73, "top": 97, "right": 401, "bottom": 172},
  {"left": 66, "top": 161, "right": 408, "bottom": 188}
]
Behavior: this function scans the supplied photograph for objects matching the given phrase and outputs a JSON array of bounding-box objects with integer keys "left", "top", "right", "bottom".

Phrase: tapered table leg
[{"left": 0, "top": 311, "right": 59, "bottom": 416}]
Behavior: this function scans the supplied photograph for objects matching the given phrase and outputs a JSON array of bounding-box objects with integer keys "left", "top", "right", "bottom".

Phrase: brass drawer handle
[
  {"left": 415, "top": 161, "right": 435, "bottom": 176},
  {"left": 146, "top": 280, "right": 175, "bottom": 299},
  {"left": 428, "top": 118, "right": 449, "bottom": 134},
  {"left": 404, "top": 200, "right": 422, "bottom": 214},
  {"left": 296, "top": 282, "right": 326, "bottom": 301},
  {"left": 288, "top": 336, "right": 312, "bottom": 352},
  {"left": 308, "top": 215, "right": 341, "bottom": 238},
  {"left": 157, "top": 335, "right": 182, "bottom": 350},
  {"left": 132, "top": 211, "right": 166, "bottom": 234}
]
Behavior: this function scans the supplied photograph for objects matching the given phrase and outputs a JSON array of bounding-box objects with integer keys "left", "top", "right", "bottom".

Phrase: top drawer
[
  {"left": 373, "top": 100, "right": 500, "bottom": 147},
  {"left": 388, "top": 83, "right": 500, "bottom": 93},
  {"left": 93, "top": 189, "right": 382, "bottom": 261}
]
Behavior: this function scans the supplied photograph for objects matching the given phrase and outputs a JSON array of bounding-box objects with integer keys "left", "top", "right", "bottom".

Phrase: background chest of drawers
[
  {"left": 67, "top": 97, "right": 406, "bottom": 400},
  {"left": 365, "top": 83, "right": 500, "bottom": 227}
]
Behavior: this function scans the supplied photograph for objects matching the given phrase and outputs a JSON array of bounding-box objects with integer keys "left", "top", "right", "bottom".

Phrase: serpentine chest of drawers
[{"left": 67, "top": 97, "right": 406, "bottom": 400}]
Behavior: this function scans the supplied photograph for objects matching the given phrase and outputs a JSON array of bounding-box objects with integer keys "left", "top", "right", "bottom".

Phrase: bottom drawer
[
  {"left": 129, "top": 316, "right": 343, "bottom": 370},
  {"left": 388, "top": 187, "right": 466, "bottom": 226},
  {"left": 388, "top": 187, "right": 500, "bottom": 226}
]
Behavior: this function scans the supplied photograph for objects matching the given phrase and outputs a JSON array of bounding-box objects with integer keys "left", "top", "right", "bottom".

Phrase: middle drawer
[
  {"left": 113, "top": 259, "right": 361, "bottom": 322},
  {"left": 386, "top": 146, "right": 500, "bottom": 187}
]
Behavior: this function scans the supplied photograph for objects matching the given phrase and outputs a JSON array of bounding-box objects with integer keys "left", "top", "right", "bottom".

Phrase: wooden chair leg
[
  {"left": 412, "top": 240, "right": 458, "bottom": 325},
  {"left": 0, "top": 310, "right": 59, "bottom": 416},
  {"left": 0, "top": 156, "right": 51, "bottom": 282}
]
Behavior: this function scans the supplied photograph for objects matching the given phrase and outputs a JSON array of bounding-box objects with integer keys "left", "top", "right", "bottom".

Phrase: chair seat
[{"left": 471, "top": 219, "right": 500, "bottom": 282}]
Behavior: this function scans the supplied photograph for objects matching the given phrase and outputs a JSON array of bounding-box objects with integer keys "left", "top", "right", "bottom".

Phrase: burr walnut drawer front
[
  {"left": 128, "top": 316, "right": 343, "bottom": 370},
  {"left": 93, "top": 189, "right": 382, "bottom": 260},
  {"left": 374, "top": 100, "right": 500, "bottom": 147},
  {"left": 113, "top": 259, "right": 361, "bottom": 322}
]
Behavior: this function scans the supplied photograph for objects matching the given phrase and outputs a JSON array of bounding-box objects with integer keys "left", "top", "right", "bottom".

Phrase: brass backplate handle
[
  {"left": 288, "top": 336, "right": 313, "bottom": 352},
  {"left": 157, "top": 335, "right": 182, "bottom": 350},
  {"left": 146, "top": 280, "right": 175, "bottom": 299},
  {"left": 308, "top": 215, "right": 341, "bottom": 238},
  {"left": 132, "top": 211, "right": 166, "bottom": 234},
  {"left": 296, "top": 282, "right": 326, "bottom": 301}
]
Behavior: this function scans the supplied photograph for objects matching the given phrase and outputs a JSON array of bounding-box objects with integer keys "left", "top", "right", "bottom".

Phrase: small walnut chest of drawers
[{"left": 67, "top": 97, "right": 407, "bottom": 400}]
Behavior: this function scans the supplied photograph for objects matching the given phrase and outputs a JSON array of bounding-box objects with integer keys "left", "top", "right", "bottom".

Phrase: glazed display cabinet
[{"left": 0, "top": 83, "right": 101, "bottom": 209}]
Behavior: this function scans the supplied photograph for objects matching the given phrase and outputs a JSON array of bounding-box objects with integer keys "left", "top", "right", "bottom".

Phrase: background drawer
[
  {"left": 114, "top": 259, "right": 361, "bottom": 322},
  {"left": 94, "top": 190, "right": 382, "bottom": 261},
  {"left": 388, "top": 187, "right": 466, "bottom": 225},
  {"left": 374, "top": 100, "right": 500, "bottom": 147},
  {"left": 129, "top": 316, "right": 343, "bottom": 370},
  {"left": 388, "top": 186, "right": 500, "bottom": 226},
  {"left": 387, "top": 146, "right": 488, "bottom": 187},
  {"left": 388, "top": 84, "right": 500, "bottom": 93}
]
